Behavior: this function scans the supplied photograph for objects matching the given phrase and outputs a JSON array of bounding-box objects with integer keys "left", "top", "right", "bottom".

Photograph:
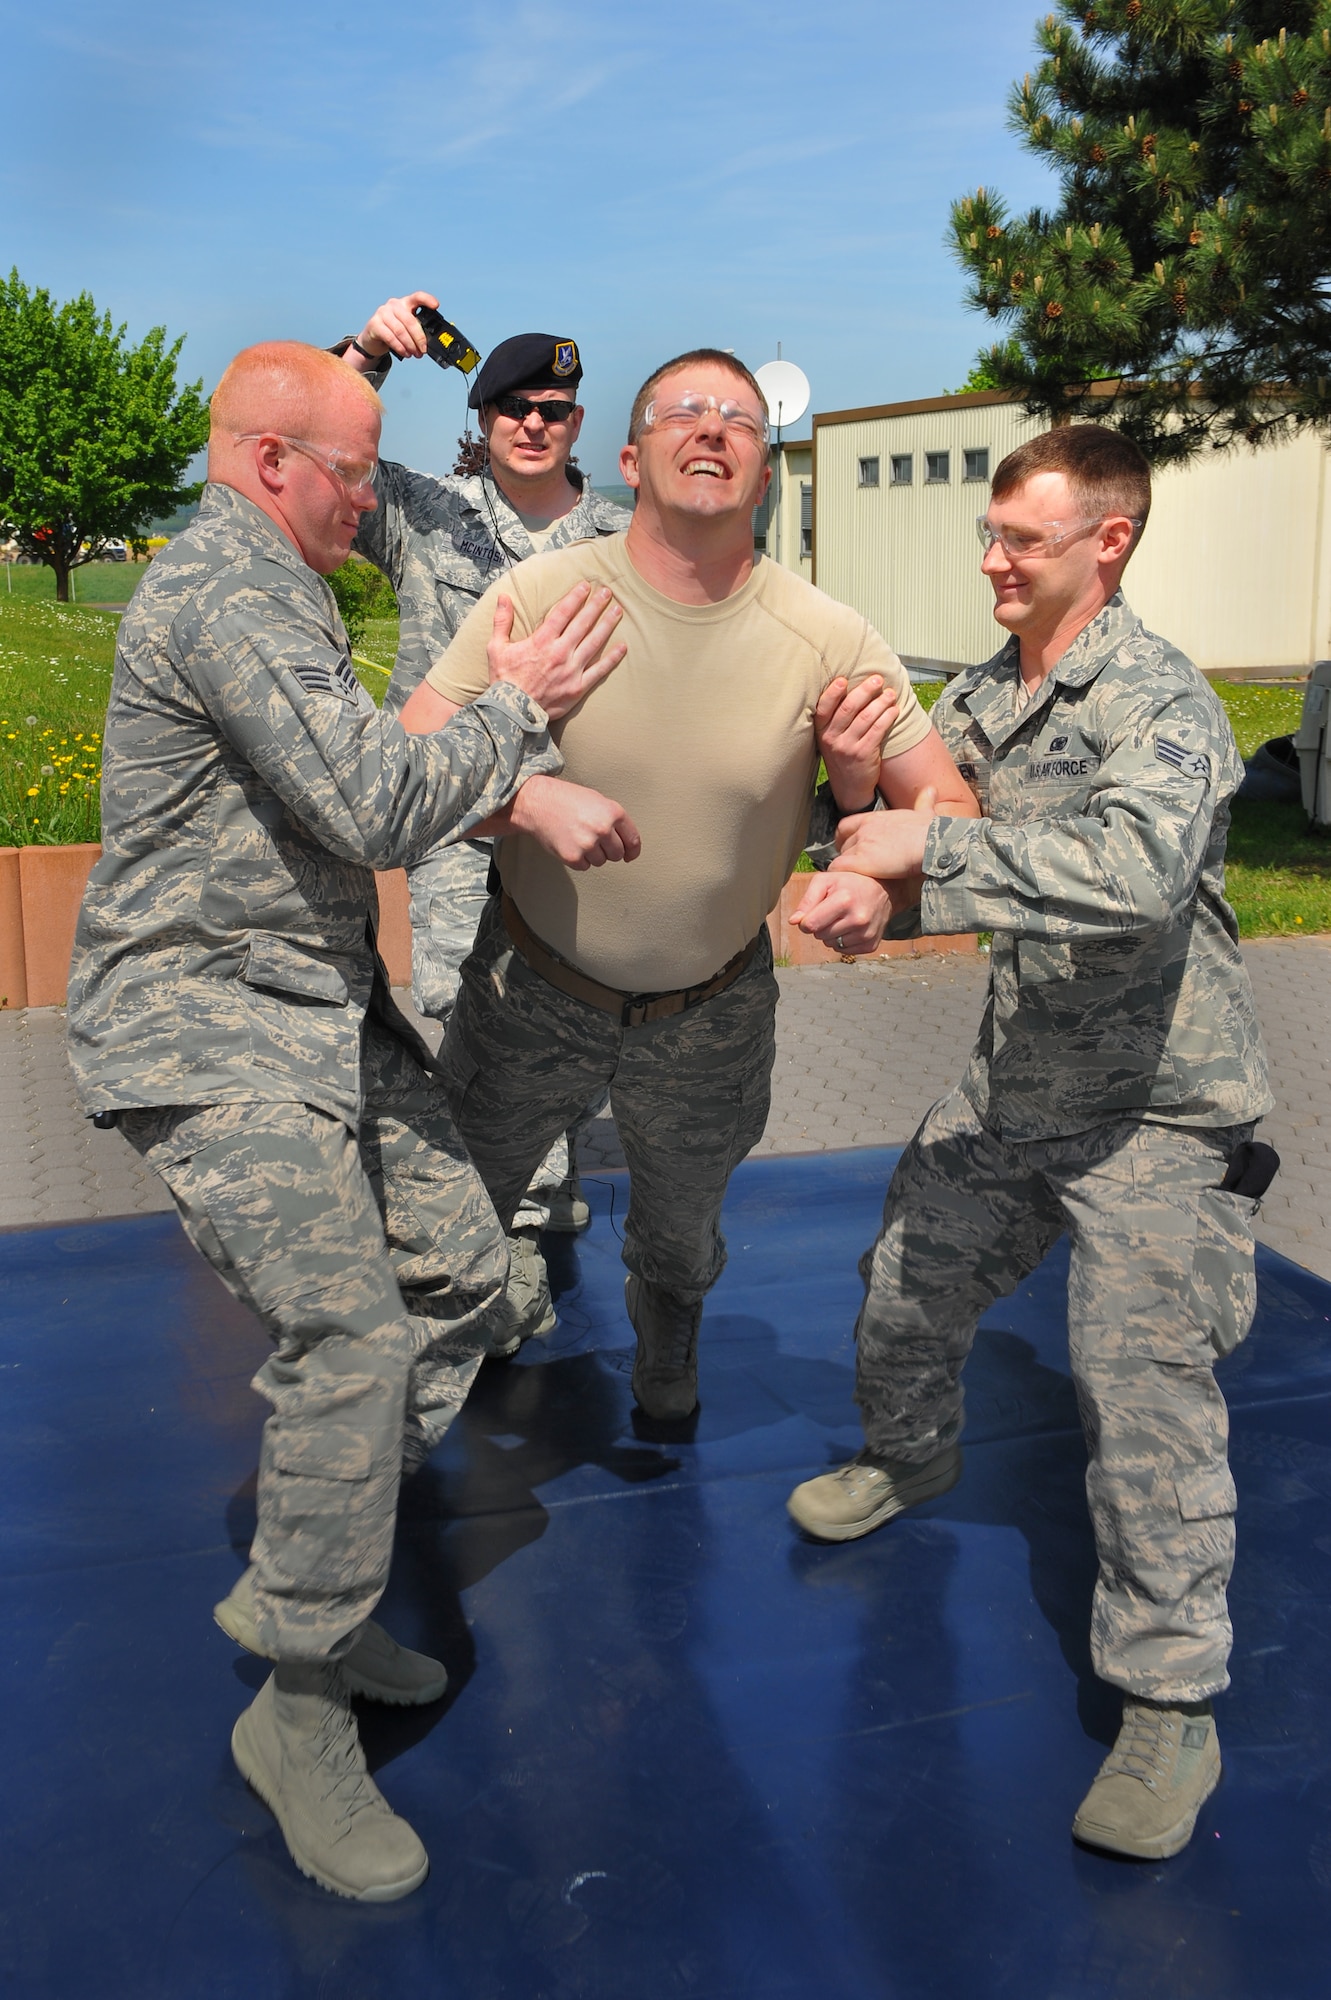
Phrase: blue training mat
[{"left": 1, "top": 1147, "right": 1329, "bottom": 1999}]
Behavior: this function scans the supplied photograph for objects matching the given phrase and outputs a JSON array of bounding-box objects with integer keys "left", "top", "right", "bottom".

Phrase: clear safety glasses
[
  {"left": 975, "top": 514, "right": 1140, "bottom": 560},
  {"left": 235, "top": 434, "right": 380, "bottom": 499},
  {"left": 640, "top": 392, "right": 769, "bottom": 445}
]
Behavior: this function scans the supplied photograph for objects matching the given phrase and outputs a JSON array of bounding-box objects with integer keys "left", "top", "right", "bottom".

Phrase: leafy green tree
[
  {"left": 327, "top": 556, "right": 396, "bottom": 649},
  {"left": 950, "top": 2, "right": 1331, "bottom": 461},
  {"left": 0, "top": 270, "right": 210, "bottom": 599}
]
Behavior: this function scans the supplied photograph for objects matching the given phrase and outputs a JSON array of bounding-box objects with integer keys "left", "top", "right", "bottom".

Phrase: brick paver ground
[
  {"left": 2, "top": 937, "right": 1326, "bottom": 1278},
  {"left": 1240, "top": 937, "right": 1331, "bottom": 1280}
]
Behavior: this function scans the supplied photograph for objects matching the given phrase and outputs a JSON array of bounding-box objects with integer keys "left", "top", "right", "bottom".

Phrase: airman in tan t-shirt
[
  {"left": 425, "top": 532, "right": 930, "bottom": 989},
  {"left": 401, "top": 348, "right": 976, "bottom": 1426}
]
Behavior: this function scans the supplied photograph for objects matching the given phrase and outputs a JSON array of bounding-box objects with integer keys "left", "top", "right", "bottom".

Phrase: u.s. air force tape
[{"left": 1155, "top": 737, "right": 1211, "bottom": 781}]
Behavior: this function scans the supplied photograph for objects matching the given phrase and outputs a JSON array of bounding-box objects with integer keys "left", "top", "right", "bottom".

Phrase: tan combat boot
[
  {"left": 625, "top": 1274, "right": 702, "bottom": 1421},
  {"left": 786, "top": 1445, "right": 963, "bottom": 1541},
  {"left": 483, "top": 1227, "right": 557, "bottom": 1359},
  {"left": 215, "top": 1568, "right": 447, "bottom": 1706},
  {"left": 1073, "top": 1698, "right": 1221, "bottom": 1860},
  {"left": 544, "top": 1169, "right": 591, "bottom": 1234},
  {"left": 232, "top": 1661, "right": 430, "bottom": 1901}
]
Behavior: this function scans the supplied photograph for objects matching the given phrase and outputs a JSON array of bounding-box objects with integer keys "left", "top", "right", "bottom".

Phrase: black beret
[{"left": 468, "top": 333, "right": 583, "bottom": 409}]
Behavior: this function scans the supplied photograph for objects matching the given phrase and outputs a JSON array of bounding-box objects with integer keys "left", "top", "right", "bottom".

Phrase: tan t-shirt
[
  {"left": 513, "top": 510, "right": 565, "bottom": 553},
  {"left": 426, "top": 534, "right": 930, "bottom": 989}
]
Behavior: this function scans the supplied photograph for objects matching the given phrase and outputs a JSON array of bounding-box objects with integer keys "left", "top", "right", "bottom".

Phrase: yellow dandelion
[{"left": 25, "top": 786, "right": 38, "bottom": 797}]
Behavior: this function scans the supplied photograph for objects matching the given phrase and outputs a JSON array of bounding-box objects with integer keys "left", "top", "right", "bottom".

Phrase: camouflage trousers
[
  {"left": 119, "top": 1018, "right": 506, "bottom": 1662},
  {"left": 856, "top": 1086, "right": 1260, "bottom": 1702},
  {"left": 442, "top": 894, "right": 778, "bottom": 1297},
  {"left": 407, "top": 838, "right": 573, "bottom": 1228}
]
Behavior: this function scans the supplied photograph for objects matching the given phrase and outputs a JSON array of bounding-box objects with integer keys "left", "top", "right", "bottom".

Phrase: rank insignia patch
[
  {"left": 292, "top": 655, "right": 365, "bottom": 705},
  {"left": 1156, "top": 737, "right": 1211, "bottom": 781}
]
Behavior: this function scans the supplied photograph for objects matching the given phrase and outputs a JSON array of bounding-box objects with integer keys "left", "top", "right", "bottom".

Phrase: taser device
[{"left": 412, "top": 305, "right": 482, "bottom": 377}]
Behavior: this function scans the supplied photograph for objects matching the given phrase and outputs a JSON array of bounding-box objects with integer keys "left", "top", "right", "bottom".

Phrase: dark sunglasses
[{"left": 491, "top": 393, "right": 578, "bottom": 424}]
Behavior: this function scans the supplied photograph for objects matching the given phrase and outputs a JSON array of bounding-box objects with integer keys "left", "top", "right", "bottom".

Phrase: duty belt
[{"left": 501, "top": 893, "right": 760, "bottom": 1029}]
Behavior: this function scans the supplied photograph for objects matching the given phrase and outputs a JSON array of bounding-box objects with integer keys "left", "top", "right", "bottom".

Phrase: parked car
[{"left": 101, "top": 540, "right": 128, "bottom": 562}]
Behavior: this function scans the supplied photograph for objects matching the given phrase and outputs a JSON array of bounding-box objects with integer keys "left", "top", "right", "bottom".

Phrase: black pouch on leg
[{"left": 1219, "top": 1141, "right": 1281, "bottom": 1200}]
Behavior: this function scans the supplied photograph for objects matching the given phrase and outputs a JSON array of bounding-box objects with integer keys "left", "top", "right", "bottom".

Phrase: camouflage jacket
[
  {"left": 920, "top": 593, "right": 1272, "bottom": 1140},
  {"left": 67, "top": 483, "right": 561, "bottom": 1124},
  {"left": 353, "top": 460, "right": 630, "bottom": 717}
]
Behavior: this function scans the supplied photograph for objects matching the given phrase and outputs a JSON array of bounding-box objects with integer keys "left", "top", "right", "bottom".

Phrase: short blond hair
[{"left": 210, "top": 341, "right": 382, "bottom": 442}]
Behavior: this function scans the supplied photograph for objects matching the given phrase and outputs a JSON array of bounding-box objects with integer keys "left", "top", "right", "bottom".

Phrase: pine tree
[{"left": 950, "top": 2, "right": 1331, "bottom": 460}]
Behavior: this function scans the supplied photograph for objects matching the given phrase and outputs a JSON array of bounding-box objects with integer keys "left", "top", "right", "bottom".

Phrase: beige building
[
  {"left": 754, "top": 440, "right": 813, "bottom": 578},
  {"left": 802, "top": 388, "right": 1330, "bottom": 676}
]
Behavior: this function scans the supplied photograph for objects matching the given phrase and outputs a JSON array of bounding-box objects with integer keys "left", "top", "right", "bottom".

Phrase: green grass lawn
[
  {"left": 2, "top": 598, "right": 1328, "bottom": 935},
  {"left": 1213, "top": 682, "right": 1304, "bottom": 758},
  {"left": 351, "top": 615, "right": 399, "bottom": 705},
  {"left": 1, "top": 559, "right": 148, "bottom": 607},
  {"left": 1223, "top": 800, "right": 1331, "bottom": 936},
  {"left": 0, "top": 598, "right": 117, "bottom": 845},
  {"left": 1210, "top": 684, "right": 1329, "bottom": 937}
]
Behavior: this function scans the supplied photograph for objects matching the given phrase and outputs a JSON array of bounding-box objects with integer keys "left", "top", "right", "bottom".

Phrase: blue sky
[{"left": 3, "top": 1, "right": 1053, "bottom": 485}]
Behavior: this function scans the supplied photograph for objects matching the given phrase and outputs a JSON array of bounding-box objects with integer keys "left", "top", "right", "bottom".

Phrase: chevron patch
[{"left": 1155, "top": 737, "right": 1211, "bottom": 782}]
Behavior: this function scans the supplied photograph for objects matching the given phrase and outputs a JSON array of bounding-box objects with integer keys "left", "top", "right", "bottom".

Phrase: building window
[
  {"left": 890, "top": 454, "right": 913, "bottom": 486},
  {"left": 925, "top": 451, "right": 950, "bottom": 484},
  {"left": 800, "top": 483, "right": 813, "bottom": 558},
  {"left": 858, "top": 456, "right": 880, "bottom": 487},
  {"left": 963, "top": 447, "right": 990, "bottom": 483}
]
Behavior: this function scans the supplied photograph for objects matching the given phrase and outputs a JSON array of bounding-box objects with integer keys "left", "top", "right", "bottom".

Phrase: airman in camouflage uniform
[
  {"left": 64, "top": 341, "right": 622, "bottom": 1901},
  {"left": 355, "top": 445, "right": 625, "bottom": 1038},
  {"left": 67, "top": 473, "right": 562, "bottom": 1552},
  {"left": 335, "top": 308, "right": 628, "bottom": 1256},
  {"left": 787, "top": 427, "right": 1275, "bottom": 1863}
]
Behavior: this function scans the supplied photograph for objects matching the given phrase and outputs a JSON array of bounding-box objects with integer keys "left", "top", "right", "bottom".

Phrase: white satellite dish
[{"left": 755, "top": 359, "right": 810, "bottom": 429}]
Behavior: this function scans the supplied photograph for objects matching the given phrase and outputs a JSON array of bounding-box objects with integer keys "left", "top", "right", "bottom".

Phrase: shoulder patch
[
  {"left": 291, "top": 655, "right": 365, "bottom": 705},
  {"left": 1155, "top": 736, "right": 1211, "bottom": 782}
]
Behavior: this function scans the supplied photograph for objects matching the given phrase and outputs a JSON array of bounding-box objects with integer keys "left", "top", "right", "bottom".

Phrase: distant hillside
[{"left": 149, "top": 501, "right": 201, "bottom": 537}]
